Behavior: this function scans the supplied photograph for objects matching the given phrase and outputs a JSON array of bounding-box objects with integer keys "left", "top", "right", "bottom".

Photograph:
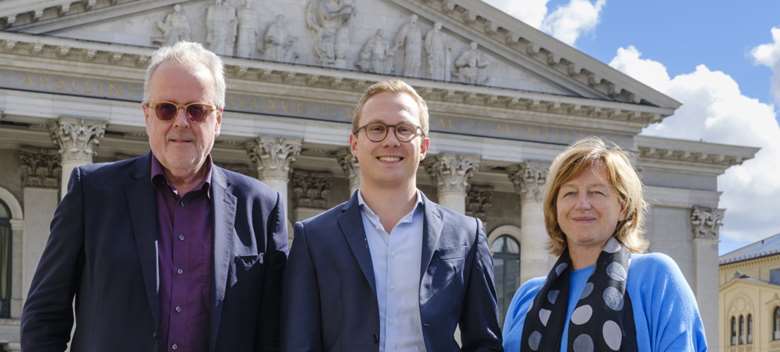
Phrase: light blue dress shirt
[{"left": 358, "top": 190, "right": 426, "bottom": 352}]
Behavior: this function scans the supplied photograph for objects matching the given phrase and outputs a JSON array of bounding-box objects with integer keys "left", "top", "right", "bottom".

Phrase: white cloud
[
  {"left": 609, "top": 46, "right": 780, "bottom": 244},
  {"left": 541, "top": 0, "right": 606, "bottom": 46},
  {"left": 483, "top": 0, "right": 606, "bottom": 46},
  {"left": 752, "top": 27, "right": 780, "bottom": 104}
]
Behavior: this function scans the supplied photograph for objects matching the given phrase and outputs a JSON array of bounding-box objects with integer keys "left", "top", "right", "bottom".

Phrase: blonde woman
[{"left": 502, "top": 137, "right": 707, "bottom": 352}]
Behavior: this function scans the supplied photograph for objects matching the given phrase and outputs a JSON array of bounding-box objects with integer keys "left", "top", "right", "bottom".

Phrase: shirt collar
[
  {"left": 151, "top": 154, "right": 213, "bottom": 196},
  {"left": 357, "top": 189, "right": 424, "bottom": 227}
]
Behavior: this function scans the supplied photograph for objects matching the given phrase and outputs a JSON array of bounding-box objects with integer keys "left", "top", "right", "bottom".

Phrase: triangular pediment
[{"left": 1, "top": 0, "right": 679, "bottom": 110}]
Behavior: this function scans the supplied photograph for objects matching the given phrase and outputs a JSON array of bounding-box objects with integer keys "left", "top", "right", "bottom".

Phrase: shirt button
[
  {"left": 176, "top": 268, "right": 183, "bottom": 275},
  {"left": 175, "top": 305, "right": 182, "bottom": 313},
  {"left": 171, "top": 344, "right": 178, "bottom": 351},
  {"left": 177, "top": 234, "right": 184, "bottom": 241},
  {"left": 179, "top": 200, "right": 185, "bottom": 207}
]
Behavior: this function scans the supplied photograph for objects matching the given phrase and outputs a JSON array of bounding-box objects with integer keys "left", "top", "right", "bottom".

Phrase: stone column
[
  {"left": 424, "top": 154, "right": 480, "bottom": 214},
  {"left": 9, "top": 219, "right": 22, "bottom": 318},
  {"left": 246, "top": 135, "right": 302, "bottom": 216},
  {"left": 49, "top": 118, "right": 106, "bottom": 199},
  {"left": 509, "top": 161, "right": 550, "bottom": 284},
  {"left": 18, "top": 148, "right": 60, "bottom": 304},
  {"left": 690, "top": 205, "right": 723, "bottom": 352},
  {"left": 336, "top": 148, "right": 360, "bottom": 196}
]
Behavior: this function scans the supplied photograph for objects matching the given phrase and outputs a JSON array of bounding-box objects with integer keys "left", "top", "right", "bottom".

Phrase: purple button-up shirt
[{"left": 152, "top": 156, "right": 213, "bottom": 352}]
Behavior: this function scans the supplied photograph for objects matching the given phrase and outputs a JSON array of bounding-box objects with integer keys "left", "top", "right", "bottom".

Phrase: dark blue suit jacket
[
  {"left": 281, "top": 192, "right": 502, "bottom": 352},
  {"left": 21, "top": 153, "right": 288, "bottom": 352}
]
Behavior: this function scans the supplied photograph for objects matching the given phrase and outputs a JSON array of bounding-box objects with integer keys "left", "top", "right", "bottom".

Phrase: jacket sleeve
[
  {"left": 281, "top": 222, "right": 323, "bottom": 352},
  {"left": 21, "top": 167, "right": 86, "bottom": 352},
  {"left": 257, "top": 191, "right": 289, "bottom": 352},
  {"left": 459, "top": 218, "right": 503, "bottom": 352}
]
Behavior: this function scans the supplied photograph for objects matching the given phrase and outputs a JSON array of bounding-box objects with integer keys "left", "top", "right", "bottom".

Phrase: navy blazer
[
  {"left": 21, "top": 153, "right": 288, "bottom": 352},
  {"left": 281, "top": 192, "right": 502, "bottom": 352}
]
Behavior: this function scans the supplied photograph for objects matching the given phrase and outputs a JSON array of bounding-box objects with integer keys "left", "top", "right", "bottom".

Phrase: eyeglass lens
[
  {"left": 155, "top": 102, "right": 211, "bottom": 122},
  {"left": 364, "top": 122, "right": 419, "bottom": 142}
]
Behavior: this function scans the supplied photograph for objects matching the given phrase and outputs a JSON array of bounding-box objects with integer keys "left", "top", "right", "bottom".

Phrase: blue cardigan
[{"left": 502, "top": 253, "right": 708, "bottom": 352}]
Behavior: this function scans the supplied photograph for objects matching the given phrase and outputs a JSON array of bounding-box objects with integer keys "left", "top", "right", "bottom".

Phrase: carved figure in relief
[
  {"left": 393, "top": 14, "right": 423, "bottom": 77},
  {"left": 305, "top": 0, "right": 355, "bottom": 68},
  {"left": 206, "top": 0, "right": 238, "bottom": 56},
  {"left": 356, "top": 29, "right": 393, "bottom": 74},
  {"left": 261, "top": 14, "right": 299, "bottom": 62},
  {"left": 235, "top": 0, "right": 258, "bottom": 58},
  {"left": 154, "top": 4, "right": 191, "bottom": 46},
  {"left": 454, "top": 41, "right": 490, "bottom": 84},
  {"left": 424, "top": 22, "right": 451, "bottom": 80}
]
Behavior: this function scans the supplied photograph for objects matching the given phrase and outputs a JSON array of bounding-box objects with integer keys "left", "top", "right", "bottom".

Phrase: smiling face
[
  {"left": 349, "top": 91, "right": 429, "bottom": 191},
  {"left": 143, "top": 61, "right": 222, "bottom": 178},
  {"left": 556, "top": 163, "right": 625, "bottom": 255}
]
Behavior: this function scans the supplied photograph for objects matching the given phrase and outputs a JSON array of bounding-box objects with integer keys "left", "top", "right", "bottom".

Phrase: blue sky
[{"left": 484, "top": 0, "right": 780, "bottom": 255}]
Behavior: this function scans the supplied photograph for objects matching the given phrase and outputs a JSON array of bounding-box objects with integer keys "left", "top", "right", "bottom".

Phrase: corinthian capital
[
  {"left": 246, "top": 136, "right": 302, "bottom": 181},
  {"left": 690, "top": 206, "right": 725, "bottom": 240},
  {"left": 424, "top": 154, "right": 480, "bottom": 194},
  {"left": 508, "top": 161, "right": 548, "bottom": 202},
  {"left": 335, "top": 147, "right": 360, "bottom": 193},
  {"left": 18, "top": 147, "right": 61, "bottom": 188},
  {"left": 49, "top": 118, "right": 106, "bottom": 163}
]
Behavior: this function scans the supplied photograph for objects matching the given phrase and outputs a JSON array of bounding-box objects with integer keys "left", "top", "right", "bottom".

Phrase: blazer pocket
[{"left": 436, "top": 244, "right": 468, "bottom": 260}]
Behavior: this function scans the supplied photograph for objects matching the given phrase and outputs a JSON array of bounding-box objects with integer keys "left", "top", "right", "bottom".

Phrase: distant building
[{"left": 720, "top": 233, "right": 780, "bottom": 351}]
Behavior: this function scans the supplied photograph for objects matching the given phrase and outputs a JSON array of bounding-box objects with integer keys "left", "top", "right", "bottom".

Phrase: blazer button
[
  {"left": 152, "top": 330, "right": 158, "bottom": 339},
  {"left": 372, "top": 333, "right": 379, "bottom": 344},
  {"left": 423, "top": 322, "right": 430, "bottom": 327}
]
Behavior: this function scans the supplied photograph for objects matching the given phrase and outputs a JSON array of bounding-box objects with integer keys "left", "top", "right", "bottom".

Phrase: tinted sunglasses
[{"left": 146, "top": 101, "right": 218, "bottom": 122}]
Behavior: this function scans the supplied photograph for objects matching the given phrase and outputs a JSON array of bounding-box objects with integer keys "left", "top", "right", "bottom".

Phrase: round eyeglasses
[
  {"left": 353, "top": 121, "right": 425, "bottom": 143},
  {"left": 145, "top": 101, "right": 218, "bottom": 122}
]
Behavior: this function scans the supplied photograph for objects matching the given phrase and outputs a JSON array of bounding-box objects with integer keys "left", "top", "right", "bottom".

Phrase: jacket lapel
[
  {"left": 337, "top": 192, "right": 377, "bottom": 294},
  {"left": 209, "top": 166, "right": 236, "bottom": 352},
  {"left": 420, "top": 194, "right": 444, "bottom": 281},
  {"left": 124, "top": 153, "right": 160, "bottom": 328}
]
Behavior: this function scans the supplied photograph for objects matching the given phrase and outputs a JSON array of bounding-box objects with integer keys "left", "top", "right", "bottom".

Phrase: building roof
[{"left": 720, "top": 233, "right": 780, "bottom": 265}]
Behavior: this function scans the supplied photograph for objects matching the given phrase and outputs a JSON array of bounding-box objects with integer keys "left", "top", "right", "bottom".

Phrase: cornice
[
  {"left": 0, "top": 32, "right": 670, "bottom": 134},
  {"left": 637, "top": 135, "right": 759, "bottom": 172}
]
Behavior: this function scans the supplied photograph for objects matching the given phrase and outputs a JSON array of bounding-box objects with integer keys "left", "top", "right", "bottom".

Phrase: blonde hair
[
  {"left": 351, "top": 79, "right": 429, "bottom": 135},
  {"left": 543, "top": 137, "right": 648, "bottom": 256}
]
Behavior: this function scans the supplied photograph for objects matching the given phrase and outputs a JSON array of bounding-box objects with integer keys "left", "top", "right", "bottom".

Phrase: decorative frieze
[
  {"left": 246, "top": 136, "right": 302, "bottom": 182},
  {"left": 508, "top": 161, "right": 547, "bottom": 202},
  {"left": 291, "top": 170, "right": 332, "bottom": 209},
  {"left": 466, "top": 184, "right": 493, "bottom": 222},
  {"left": 424, "top": 154, "right": 479, "bottom": 194},
  {"left": 690, "top": 206, "right": 724, "bottom": 240},
  {"left": 18, "top": 148, "right": 60, "bottom": 188},
  {"left": 49, "top": 118, "right": 106, "bottom": 164}
]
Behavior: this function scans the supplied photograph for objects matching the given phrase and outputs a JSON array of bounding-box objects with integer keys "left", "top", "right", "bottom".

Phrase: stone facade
[{"left": 0, "top": 0, "right": 760, "bottom": 348}]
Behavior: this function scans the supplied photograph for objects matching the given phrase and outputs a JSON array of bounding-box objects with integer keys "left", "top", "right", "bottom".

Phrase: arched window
[
  {"left": 739, "top": 315, "right": 744, "bottom": 344},
  {"left": 490, "top": 235, "right": 520, "bottom": 323},
  {"left": 747, "top": 313, "right": 752, "bottom": 344},
  {"left": 774, "top": 307, "right": 780, "bottom": 340},
  {"left": 730, "top": 316, "right": 736, "bottom": 345},
  {"left": 0, "top": 200, "right": 11, "bottom": 318}
]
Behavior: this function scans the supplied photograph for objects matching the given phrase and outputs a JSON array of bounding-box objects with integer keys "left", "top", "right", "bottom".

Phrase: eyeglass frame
[
  {"left": 352, "top": 121, "right": 426, "bottom": 143},
  {"left": 144, "top": 101, "right": 221, "bottom": 122}
]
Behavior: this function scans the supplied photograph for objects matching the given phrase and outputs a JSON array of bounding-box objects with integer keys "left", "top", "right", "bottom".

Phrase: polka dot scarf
[{"left": 520, "top": 237, "right": 637, "bottom": 352}]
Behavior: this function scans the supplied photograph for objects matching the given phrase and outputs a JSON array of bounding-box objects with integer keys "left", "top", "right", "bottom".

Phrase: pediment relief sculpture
[
  {"left": 454, "top": 41, "right": 491, "bottom": 84},
  {"left": 305, "top": 0, "right": 355, "bottom": 68},
  {"left": 261, "top": 14, "right": 299, "bottom": 62},
  {"left": 153, "top": 4, "right": 191, "bottom": 47},
  {"left": 356, "top": 29, "right": 393, "bottom": 74},
  {"left": 207, "top": 0, "right": 238, "bottom": 56},
  {"left": 393, "top": 14, "right": 423, "bottom": 77},
  {"left": 236, "top": 0, "right": 259, "bottom": 58},
  {"left": 424, "top": 22, "right": 451, "bottom": 81}
]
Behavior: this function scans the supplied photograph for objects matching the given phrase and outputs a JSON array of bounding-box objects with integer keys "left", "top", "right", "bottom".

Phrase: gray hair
[{"left": 143, "top": 41, "right": 226, "bottom": 109}]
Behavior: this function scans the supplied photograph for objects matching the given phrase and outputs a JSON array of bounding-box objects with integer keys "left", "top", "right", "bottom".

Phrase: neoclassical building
[
  {"left": 0, "top": 0, "right": 759, "bottom": 349},
  {"left": 720, "top": 233, "right": 780, "bottom": 352}
]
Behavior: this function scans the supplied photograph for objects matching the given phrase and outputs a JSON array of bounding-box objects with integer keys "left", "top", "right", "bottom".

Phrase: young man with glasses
[
  {"left": 21, "top": 41, "right": 288, "bottom": 352},
  {"left": 282, "top": 79, "right": 502, "bottom": 351}
]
